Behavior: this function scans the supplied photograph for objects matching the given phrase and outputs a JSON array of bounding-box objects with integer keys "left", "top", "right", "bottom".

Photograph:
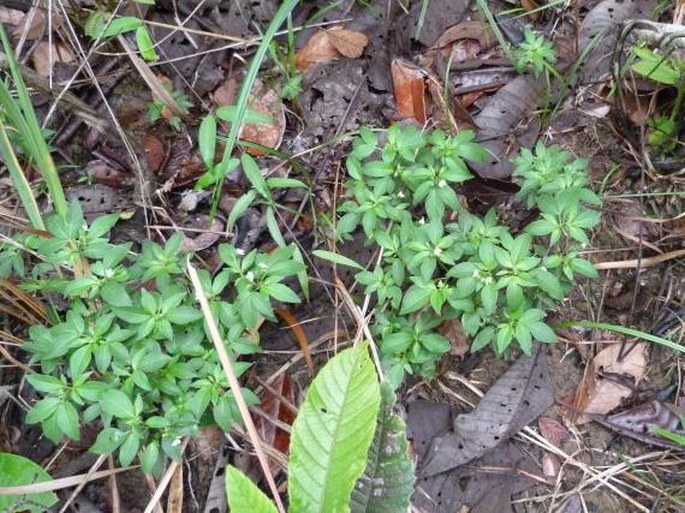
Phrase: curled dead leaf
[
  {"left": 391, "top": 58, "right": 428, "bottom": 123},
  {"left": 295, "top": 30, "right": 339, "bottom": 71},
  {"left": 295, "top": 26, "right": 368, "bottom": 71},
  {"left": 434, "top": 20, "right": 496, "bottom": 49},
  {"left": 574, "top": 342, "right": 648, "bottom": 424}
]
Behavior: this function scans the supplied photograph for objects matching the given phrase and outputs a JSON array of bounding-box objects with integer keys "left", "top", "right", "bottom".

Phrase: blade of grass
[
  {"left": 556, "top": 320, "right": 685, "bottom": 354},
  {"left": 0, "top": 120, "right": 44, "bottom": 228},
  {"left": 206, "top": 0, "right": 299, "bottom": 217},
  {"left": 0, "top": 23, "right": 67, "bottom": 219}
]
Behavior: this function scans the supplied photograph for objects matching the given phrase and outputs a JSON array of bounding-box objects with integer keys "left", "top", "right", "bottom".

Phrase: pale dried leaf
[
  {"left": 295, "top": 30, "right": 340, "bottom": 71},
  {"left": 166, "top": 464, "right": 183, "bottom": 513},
  {"left": 576, "top": 343, "right": 648, "bottom": 424},
  {"left": 0, "top": 7, "right": 24, "bottom": 26},
  {"left": 32, "top": 40, "right": 74, "bottom": 77},
  {"left": 325, "top": 27, "right": 368, "bottom": 59}
]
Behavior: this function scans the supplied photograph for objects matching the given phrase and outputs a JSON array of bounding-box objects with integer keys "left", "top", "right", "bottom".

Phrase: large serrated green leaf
[
  {"left": 0, "top": 453, "right": 58, "bottom": 512},
  {"left": 288, "top": 342, "right": 381, "bottom": 513},
  {"left": 350, "top": 383, "right": 415, "bottom": 513},
  {"left": 225, "top": 466, "right": 277, "bottom": 513}
]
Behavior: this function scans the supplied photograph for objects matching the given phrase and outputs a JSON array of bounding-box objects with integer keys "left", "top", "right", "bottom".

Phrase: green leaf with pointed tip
[
  {"left": 0, "top": 453, "right": 58, "bottom": 512},
  {"left": 351, "top": 382, "right": 414, "bottom": 513},
  {"left": 225, "top": 466, "right": 277, "bottom": 513},
  {"left": 313, "top": 250, "right": 365, "bottom": 270},
  {"left": 288, "top": 341, "right": 381, "bottom": 513}
]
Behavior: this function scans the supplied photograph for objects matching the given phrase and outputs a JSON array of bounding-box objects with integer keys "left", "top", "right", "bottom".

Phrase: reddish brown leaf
[
  {"left": 325, "top": 27, "right": 368, "bottom": 58},
  {"left": 143, "top": 133, "right": 166, "bottom": 173},
  {"left": 295, "top": 30, "right": 340, "bottom": 71},
  {"left": 391, "top": 58, "right": 428, "bottom": 123},
  {"left": 275, "top": 308, "right": 313, "bottom": 376},
  {"left": 437, "top": 318, "right": 470, "bottom": 357},
  {"left": 239, "top": 80, "right": 285, "bottom": 155}
]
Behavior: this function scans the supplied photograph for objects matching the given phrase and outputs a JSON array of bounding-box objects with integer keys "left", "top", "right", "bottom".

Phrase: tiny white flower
[
  {"left": 104, "top": 268, "right": 115, "bottom": 278},
  {"left": 236, "top": 248, "right": 246, "bottom": 256},
  {"left": 433, "top": 247, "right": 443, "bottom": 257},
  {"left": 438, "top": 179, "right": 447, "bottom": 188},
  {"left": 171, "top": 438, "right": 182, "bottom": 447},
  {"left": 246, "top": 271, "right": 255, "bottom": 282},
  {"left": 418, "top": 217, "right": 426, "bottom": 225},
  {"left": 397, "top": 191, "right": 405, "bottom": 199}
]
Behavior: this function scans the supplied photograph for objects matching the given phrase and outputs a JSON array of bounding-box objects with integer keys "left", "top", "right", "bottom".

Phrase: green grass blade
[
  {"left": 205, "top": 0, "right": 299, "bottom": 216},
  {"left": 288, "top": 342, "right": 381, "bottom": 513},
  {"left": 556, "top": 320, "right": 685, "bottom": 353},
  {"left": 0, "top": 120, "right": 44, "bottom": 228},
  {"left": 0, "top": 23, "right": 67, "bottom": 219}
]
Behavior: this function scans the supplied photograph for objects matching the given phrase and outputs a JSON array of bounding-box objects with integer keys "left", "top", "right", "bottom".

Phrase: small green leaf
[
  {"left": 400, "top": 284, "right": 431, "bottom": 315},
  {"left": 167, "top": 306, "right": 203, "bottom": 325},
  {"left": 529, "top": 322, "right": 557, "bottom": 344},
  {"left": 141, "top": 442, "right": 160, "bottom": 474},
  {"left": 100, "top": 389, "right": 136, "bottom": 419},
  {"left": 199, "top": 115, "right": 217, "bottom": 168},
  {"left": 135, "top": 26, "right": 157, "bottom": 61},
  {"left": 55, "top": 402, "right": 80, "bottom": 440},
  {"left": 227, "top": 190, "right": 257, "bottom": 232},
  {"left": 26, "top": 374, "right": 63, "bottom": 394}
]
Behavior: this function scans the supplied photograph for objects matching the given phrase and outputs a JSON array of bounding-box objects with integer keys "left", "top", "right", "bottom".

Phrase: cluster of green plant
[
  {"left": 629, "top": 45, "right": 684, "bottom": 153},
  {"left": 3, "top": 202, "right": 304, "bottom": 473},
  {"left": 333, "top": 125, "right": 601, "bottom": 386},
  {"left": 225, "top": 342, "right": 414, "bottom": 513}
]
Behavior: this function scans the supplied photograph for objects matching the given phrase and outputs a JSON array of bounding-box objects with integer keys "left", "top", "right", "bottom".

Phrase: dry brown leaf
[
  {"left": 32, "top": 40, "right": 74, "bottom": 77},
  {"left": 325, "top": 27, "right": 368, "bottom": 58},
  {"left": 295, "top": 30, "right": 340, "bottom": 71},
  {"left": 166, "top": 464, "right": 184, "bottom": 513},
  {"left": 538, "top": 417, "right": 568, "bottom": 448},
  {"left": 434, "top": 20, "right": 496, "bottom": 49},
  {"left": 391, "top": 58, "right": 428, "bottom": 123},
  {"left": 438, "top": 318, "right": 470, "bottom": 357},
  {"left": 211, "top": 77, "right": 238, "bottom": 107},
  {"left": 575, "top": 343, "right": 648, "bottom": 424}
]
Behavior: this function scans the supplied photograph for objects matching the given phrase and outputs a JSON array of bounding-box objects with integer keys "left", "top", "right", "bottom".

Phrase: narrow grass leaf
[{"left": 312, "top": 249, "right": 364, "bottom": 270}]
